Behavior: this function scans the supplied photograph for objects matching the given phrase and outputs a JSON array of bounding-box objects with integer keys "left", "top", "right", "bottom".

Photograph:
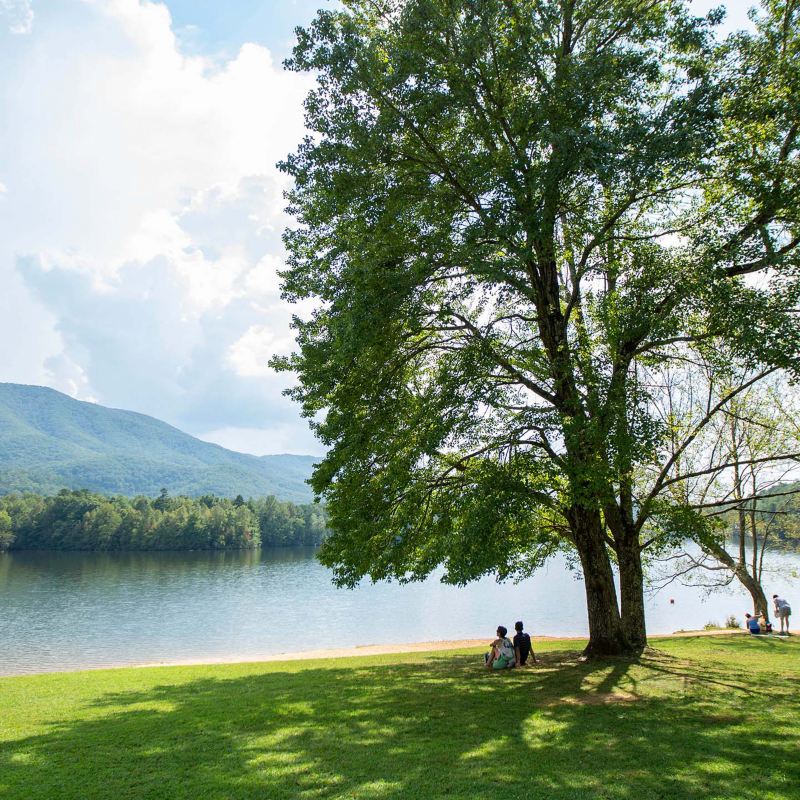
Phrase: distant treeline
[{"left": 0, "top": 490, "right": 327, "bottom": 552}]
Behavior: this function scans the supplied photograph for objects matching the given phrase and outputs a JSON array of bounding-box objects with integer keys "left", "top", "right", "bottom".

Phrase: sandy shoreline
[
  {"left": 137, "top": 638, "right": 491, "bottom": 669},
  {"left": 3, "top": 629, "right": 794, "bottom": 677},
  {"left": 136, "top": 628, "right": 793, "bottom": 669}
]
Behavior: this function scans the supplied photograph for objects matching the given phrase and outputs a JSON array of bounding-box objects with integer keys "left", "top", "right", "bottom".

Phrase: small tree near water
[{"left": 654, "top": 370, "right": 800, "bottom": 622}]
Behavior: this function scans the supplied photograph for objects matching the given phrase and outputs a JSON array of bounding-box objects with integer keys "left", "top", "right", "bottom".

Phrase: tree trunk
[
  {"left": 704, "top": 538, "right": 771, "bottom": 624},
  {"left": 569, "top": 506, "right": 631, "bottom": 657},
  {"left": 738, "top": 568, "right": 770, "bottom": 623},
  {"left": 618, "top": 533, "right": 647, "bottom": 651}
]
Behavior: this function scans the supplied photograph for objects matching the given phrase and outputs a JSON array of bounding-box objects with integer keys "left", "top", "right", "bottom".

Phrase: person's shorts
[
  {"left": 492, "top": 655, "right": 514, "bottom": 670},
  {"left": 777, "top": 607, "right": 791, "bottom": 619}
]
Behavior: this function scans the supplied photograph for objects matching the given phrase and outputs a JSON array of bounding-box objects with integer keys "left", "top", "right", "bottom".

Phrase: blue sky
[
  {"left": 165, "top": 0, "right": 330, "bottom": 59},
  {"left": 162, "top": 1, "right": 756, "bottom": 51},
  {"left": 0, "top": 1, "right": 757, "bottom": 457},
  {"left": 162, "top": 1, "right": 756, "bottom": 46}
]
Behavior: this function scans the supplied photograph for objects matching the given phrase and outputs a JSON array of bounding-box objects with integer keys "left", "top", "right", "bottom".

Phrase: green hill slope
[{"left": 0, "top": 384, "right": 317, "bottom": 501}]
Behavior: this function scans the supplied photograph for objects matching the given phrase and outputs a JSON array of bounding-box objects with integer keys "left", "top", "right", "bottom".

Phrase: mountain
[{"left": 0, "top": 383, "right": 317, "bottom": 502}]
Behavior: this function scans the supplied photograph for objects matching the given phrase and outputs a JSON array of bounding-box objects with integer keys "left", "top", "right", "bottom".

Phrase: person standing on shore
[{"left": 773, "top": 595, "right": 792, "bottom": 635}]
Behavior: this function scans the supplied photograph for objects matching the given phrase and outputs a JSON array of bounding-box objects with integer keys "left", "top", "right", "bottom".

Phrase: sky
[{"left": 0, "top": 1, "right": 757, "bottom": 457}]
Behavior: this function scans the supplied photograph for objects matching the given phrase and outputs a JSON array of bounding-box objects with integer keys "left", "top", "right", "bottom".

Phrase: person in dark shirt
[{"left": 513, "top": 620, "right": 537, "bottom": 666}]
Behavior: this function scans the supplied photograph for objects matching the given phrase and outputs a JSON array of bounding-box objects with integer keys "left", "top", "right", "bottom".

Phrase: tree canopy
[{"left": 277, "top": 0, "right": 800, "bottom": 655}]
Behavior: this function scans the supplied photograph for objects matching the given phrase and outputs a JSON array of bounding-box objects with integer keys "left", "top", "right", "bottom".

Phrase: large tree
[{"left": 277, "top": 0, "right": 800, "bottom": 655}]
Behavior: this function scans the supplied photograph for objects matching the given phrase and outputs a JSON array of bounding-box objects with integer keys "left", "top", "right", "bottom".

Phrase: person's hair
[
  {"left": 773, "top": 594, "right": 779, "bottom": 598},
  {"left": 745, "top": 613, "right": 752, "bottom": 618},
  {"left": 497, "top": 625, "right": 507, "bottom": 637},
  {"left": 515, "top": 621, "right": 524, "bottom": 632}
]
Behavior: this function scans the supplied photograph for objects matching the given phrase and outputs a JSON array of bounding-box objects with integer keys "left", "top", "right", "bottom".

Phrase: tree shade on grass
[{"left": 0, "top": 636, "right": 797, "bottom": 799}]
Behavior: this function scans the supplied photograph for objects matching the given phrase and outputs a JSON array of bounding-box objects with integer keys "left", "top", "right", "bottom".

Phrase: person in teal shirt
[{"left": 484, "top": 626, "right": 516, "bottom": 669}]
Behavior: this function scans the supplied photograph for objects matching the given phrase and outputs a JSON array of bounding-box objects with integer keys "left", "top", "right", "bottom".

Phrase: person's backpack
[{"left": 497, "top": 637, "right": 515, "bottom": 664}]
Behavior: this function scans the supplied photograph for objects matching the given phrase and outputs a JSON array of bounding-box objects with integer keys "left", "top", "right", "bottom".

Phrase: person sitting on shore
[
  {"left": 513, "top": 620, "right": 537, "bottom": 666},
  {"left": 485, "top": 625, "right": 516, "bottom": 670},
  {"left": 745, "top": 613, "right": 762, "bottom": 635},
  {"left": 772, "top": 595, "right": 792, "bottom": 635}
]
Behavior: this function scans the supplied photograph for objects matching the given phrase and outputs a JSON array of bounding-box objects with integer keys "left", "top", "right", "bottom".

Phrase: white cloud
[
  {"left": 2, "top": 0, "right": 310, "bottom": 267},
  {"left": 227, "top": 323, "right": 294, "bottom": 378},
  {"left": 244, "top": 253, "right": 285, "bottom": 300},
  {"left": 199, "top": 424, "right": 322, "bottom": 458},
  {"left": 0, "top": 0, "right": 318, "bottom": 453},
  {"left": 0, "top": 0, "right": 33, "bottom": 34},
  {"left": 44, "top": 353, "right": 96, "bottom": 402}
]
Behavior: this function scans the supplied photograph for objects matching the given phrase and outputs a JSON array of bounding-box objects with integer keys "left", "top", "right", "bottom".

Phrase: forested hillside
[
  {"left": 0, "top": 490, "right": 326, "bottom": 551},
  {"left": 0, "top": 384, "right": 316, "bottom": 502}
]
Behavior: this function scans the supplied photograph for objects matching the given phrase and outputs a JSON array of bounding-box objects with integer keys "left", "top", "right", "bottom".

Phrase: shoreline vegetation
[
  {"left": 0, "top": 489, "right": 326, "bottom": 552},
  {"left": 2, "top": 487, "right": 798, "bottom": 555},
  {"left": 2, "top": 634, "right": 797, "bottom": 799}
]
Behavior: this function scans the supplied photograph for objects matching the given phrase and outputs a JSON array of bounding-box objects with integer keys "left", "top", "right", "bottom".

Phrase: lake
[{"left": 1, "top": 547, "right": 798, "bottom": 675}]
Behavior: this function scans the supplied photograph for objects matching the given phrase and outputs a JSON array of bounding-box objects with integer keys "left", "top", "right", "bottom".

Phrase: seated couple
[{"left": 484, "top": 622, "right": 537, "bottom": 670}]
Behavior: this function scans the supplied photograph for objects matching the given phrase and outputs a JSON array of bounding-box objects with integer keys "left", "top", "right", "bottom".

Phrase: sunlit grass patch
[{"left": 0, "top": 635, "right": 797, "bottom": 799}]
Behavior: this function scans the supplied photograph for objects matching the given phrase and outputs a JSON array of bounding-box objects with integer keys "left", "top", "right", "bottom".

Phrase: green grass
[{"left": 1, "top": 635, "right": 798, "bottom": 799}]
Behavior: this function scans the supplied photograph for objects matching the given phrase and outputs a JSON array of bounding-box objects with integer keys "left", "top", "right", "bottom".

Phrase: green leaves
[{"left": 277, "top": 1, "right": 800, "bottom": 596}]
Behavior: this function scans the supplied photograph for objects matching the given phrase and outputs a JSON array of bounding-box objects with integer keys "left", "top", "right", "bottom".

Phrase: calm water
[{"left": 1, "top": 547, "right": 798, "bottom": 675}]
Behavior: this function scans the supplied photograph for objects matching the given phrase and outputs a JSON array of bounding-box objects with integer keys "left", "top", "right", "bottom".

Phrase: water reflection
[{"left": 0, "top": 547, "right": 797, "bottom": 675}]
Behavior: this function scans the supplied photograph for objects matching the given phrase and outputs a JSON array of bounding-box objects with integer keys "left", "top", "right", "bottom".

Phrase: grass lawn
[{"left": 0, "top": 635, "right": 797, "bottom": 799}]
